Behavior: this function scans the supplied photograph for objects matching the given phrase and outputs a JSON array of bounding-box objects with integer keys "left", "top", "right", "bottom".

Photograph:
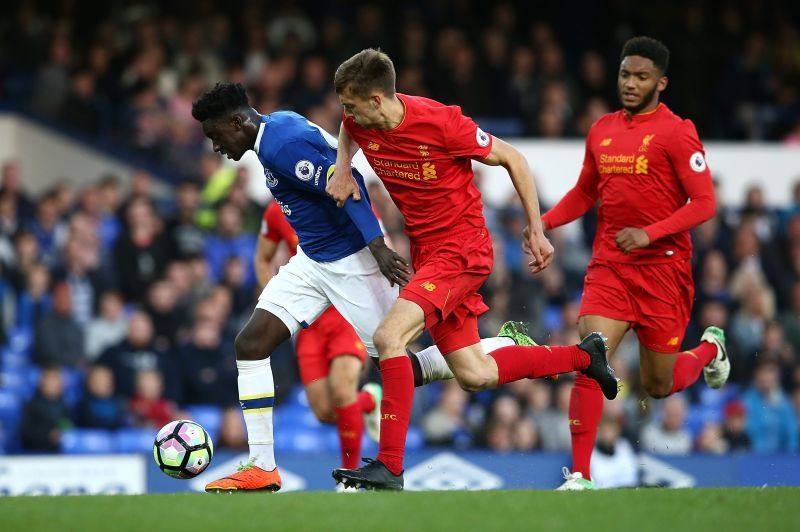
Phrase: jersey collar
[
  {"left": 254, "top": 116, "right": 267, "bottom": 154},
  {"left": 625, "top": 102, "right": 665, "bottom": 123}
]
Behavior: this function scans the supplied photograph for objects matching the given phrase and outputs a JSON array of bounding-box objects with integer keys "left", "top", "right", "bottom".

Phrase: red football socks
[
  {"left": 490, "top": 345, "right": 590, "bottom": 385},
  {"left": 357, "top": 390, "right": 376, "bottom": 413},
  {"left": 335, "top": 401, "right": 364, "bottom": 469},
  {"left": 669, "top": 341, "right": 718, "bottom": 394},
  {"left": 569, "top": 374, "right": 604, "bottom": 480},
  {"left": 376, "top": 357, "right": 414, "bottom": 475}
]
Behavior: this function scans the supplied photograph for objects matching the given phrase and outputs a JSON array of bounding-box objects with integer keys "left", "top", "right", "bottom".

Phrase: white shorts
[{"left": 256, "top": 246, "right": 399, "bottom": 357}]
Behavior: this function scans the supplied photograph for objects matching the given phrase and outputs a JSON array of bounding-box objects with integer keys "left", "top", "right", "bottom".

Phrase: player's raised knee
[
  {"left": 454, "top": 369, "right": 493, "bottom": 392},
  {"left": 373, "top": 326, "right": 404, "bottom": 358},
  {"left": 234, "top": 329, "right": 265, "bottom": 361},
  {"left": 643, "top": 378, "right": 673, "bottom": 399}
]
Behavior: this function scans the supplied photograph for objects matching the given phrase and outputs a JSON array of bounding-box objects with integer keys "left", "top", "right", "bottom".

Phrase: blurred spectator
[
  {"left": 696, "top": 423, "right": 729, "bottom": 454},
  {"left": 26, "top": 190, "right": 67, "bottom": 267},
  {"left": 422, "top": 380, "right": 469, "bottom": 446},
  {"left": 76, "top": 365, "right": 127, "bottom": 429},
  {"left": 536, "top": 381, "right": 572, "bottom": 452},
  {"left": 97, "top": 311, "right": 175, "bottom": 400},
  {"left": 33, "top": 281, "right": 85, "bottom": 368},
  {"left": 196, "top": 154, "right": 236, "bottom": 229},
  {"left": 165, "top": 180, "right": 206, "bottom": 260},
  {"left": 1, "top": 162, "right": 34, "bottom": 223},
  {"left": 113, "top": 198, "right": 170, "bottom": 301},
  {"left": 722, "top": 401, "right": 751, "bottom": 452},
  {"left": 15, "top": 262, "right": 51, "bottom": 331},
  {"left": 779, "top": 281, "right": 800, "bottom": 357},
  {"left": 84, "top": 291, "right": 129, "bottom": 360},
  {"left": 203, "top": 202, "right": 257, "bottom": 288},
  {"left": 640, "top": 395, "right": 693, "bottom": 455},
  {"left": 53, "top": 236, "right": 108, "bottom": 327},
  {"left": 510, "top": 417, "right": 540, "bottom": 451},
  {"left": 743, "top": 361, "right": 799, "bottom": 453},
  {"left": 590, "top": 413, "right": 638, "bottom": 488},
  {"left": 217, "top": 407, "right": 248, "bottom": 450},
  {"left": 175, "top": 319, "right": 237, "bottom": 406},
  {"left": 20, "top": 366, "right": 72, "bottom": 451},
  {"left": 144, "top": 279, "right": 184, "bottom": 350},
  {"left": 129, "top": 368, "right": 176, "bottom": 428}
]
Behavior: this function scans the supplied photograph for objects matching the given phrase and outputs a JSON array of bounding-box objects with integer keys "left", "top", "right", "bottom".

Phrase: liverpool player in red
[
  {"left": 327, "top": 49, "right": 619, "bottom": 490},
  {"left": 255, "top": 201, "right": 382, "bottom": 481},
  {"left": 536, "top": 37, "right": 729, "bottom": 490}
]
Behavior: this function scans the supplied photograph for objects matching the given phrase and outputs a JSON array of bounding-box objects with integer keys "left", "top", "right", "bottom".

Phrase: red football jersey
[
  {"left": 261, "top": 201, "right": 299, "bottom": 256},
  {"left": 343, "top": 93, "right": 493, "bottom": 242},
  {"left": 573, "top": 103, "right": 712, "bottom": 263}
]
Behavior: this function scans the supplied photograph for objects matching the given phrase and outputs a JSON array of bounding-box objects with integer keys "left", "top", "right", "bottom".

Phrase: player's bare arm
[
  {"left": 480, "top": 137, "right": 554, "bottom": 273},
  {"left": 254, "top": 236, "right": 278, "bottom": 288},
  {"left": 367, "top": 236, "right": 412, "bottom": 287},
  {"left": 326, "top": 123, "right": 361, "bottom": 207}
]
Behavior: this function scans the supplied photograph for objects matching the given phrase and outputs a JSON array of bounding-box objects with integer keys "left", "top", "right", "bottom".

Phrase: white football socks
[
  {"left": 237, "top": 358, "right": 277, "bottom": 472},
  {"left": 413, "top": 336, "right": 515, "bottom": 385}
]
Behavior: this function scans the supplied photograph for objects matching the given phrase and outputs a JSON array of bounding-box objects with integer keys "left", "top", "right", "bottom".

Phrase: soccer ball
[{"left": 153, "top": 420, "right": 214, "bottom": 479}]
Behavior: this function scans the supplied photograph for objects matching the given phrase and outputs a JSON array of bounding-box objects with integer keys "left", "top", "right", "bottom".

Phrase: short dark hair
[
  {"left": 334, "top": 48, "right": 396, "bottom": 99},
  {"left": 620, "top": 36, "right": 670, "bottom": 74},
  {"left": 191, "top": 82, "right": 249, "bottom": 122}
]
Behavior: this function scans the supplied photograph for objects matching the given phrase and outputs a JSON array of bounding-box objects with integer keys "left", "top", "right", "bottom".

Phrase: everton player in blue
[{"left": 192, "top": 83, "right": 535, "bottom": 492}]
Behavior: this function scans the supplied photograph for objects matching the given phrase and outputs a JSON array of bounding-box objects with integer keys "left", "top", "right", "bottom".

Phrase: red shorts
[
  {"left": 400, "top": 227, "right": 492, "bottom": 354},
  {"left": 295, "top": 306, "right": 367, "bottom": 385},
  {"left": 579, "top": 259, "right": 694, "bottom": 353}
]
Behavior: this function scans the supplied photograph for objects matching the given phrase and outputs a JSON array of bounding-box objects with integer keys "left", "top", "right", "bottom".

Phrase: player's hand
[
  {"left": 615, "top": 227, "right": 651, "bottom": 254},
  {"left": 522, "top": 225, "right": 554, "bottom": 274},
  {"left": 368, "top": 237, "right": 412, "bottom": 287},
  {"left": 326, "top": 166, "right": 361, "bottom": 208}
]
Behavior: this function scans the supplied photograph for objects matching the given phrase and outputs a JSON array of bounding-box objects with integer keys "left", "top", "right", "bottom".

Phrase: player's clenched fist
[
  {"left": 326, "top": 166, "right": 361, "bottom": 207},
  {"left": 614, "top": 227, "right": 651, "bottom": 254},
  {"left": 522, "top": 225, "right": 555, "bottom": 274}
]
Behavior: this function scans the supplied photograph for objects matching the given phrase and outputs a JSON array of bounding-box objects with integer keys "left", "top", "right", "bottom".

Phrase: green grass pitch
[{"left": 1, "top": 488, "right": 798, "bottom": 532}]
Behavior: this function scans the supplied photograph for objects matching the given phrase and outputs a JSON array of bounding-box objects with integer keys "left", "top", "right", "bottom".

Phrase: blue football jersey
[{"left": 253, "top": 111, "right": 382, "bottom": 262}]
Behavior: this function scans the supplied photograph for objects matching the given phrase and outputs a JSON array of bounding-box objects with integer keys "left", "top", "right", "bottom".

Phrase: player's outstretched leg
[
  {"left": 667, "top": 326, "right": 728, "bottom": 396},
  {"left": 205, "top": 309, "right": 288, "bottom": 493},
  {"left": 489, "top": 331, "right": 619, "bottom": 399}
]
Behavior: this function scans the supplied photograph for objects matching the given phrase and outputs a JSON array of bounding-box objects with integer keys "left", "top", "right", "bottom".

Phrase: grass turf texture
[{"left": 1, "top": 488, "right": 797, "bottom": 532}]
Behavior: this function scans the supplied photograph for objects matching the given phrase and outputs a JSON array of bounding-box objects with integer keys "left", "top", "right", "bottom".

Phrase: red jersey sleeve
[
  {"left": 541, "top": 127, "right": 600, "bottom": 230},
  {"left": 643, "top": 120, "right": 715, "bottom": 242},
  {"left": 261, "top": 202, "right": 284, "bottom": 243},
  {"left": 444, "top": 108, "right": 493, "bottom": 159}
]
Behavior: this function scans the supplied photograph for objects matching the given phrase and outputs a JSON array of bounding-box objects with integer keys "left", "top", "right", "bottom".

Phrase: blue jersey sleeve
[{"left": 273, "top": 140, "right": 383, "bottom": 245}]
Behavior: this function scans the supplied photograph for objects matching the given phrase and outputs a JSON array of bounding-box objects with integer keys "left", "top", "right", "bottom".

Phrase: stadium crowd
[
  {"left": 0, "top": 1, "right": 799, "bottom": 465},
  {"left": 2, "top": 0, "right": 800, "bottom": 181}
]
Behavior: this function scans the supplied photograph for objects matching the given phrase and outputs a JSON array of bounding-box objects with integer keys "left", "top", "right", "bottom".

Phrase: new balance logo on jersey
[
  {"left": 420, "top": 281, "right": 436, "bottom": 292},
  {"left": 367, "top": 142, "right": 380, "bottom": 151},
  {"left": 667, "top": 336, "right": 680, "bottom": 346},
  {"left": 600, "top": 138, "right": 613, "bottom": 146}
]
